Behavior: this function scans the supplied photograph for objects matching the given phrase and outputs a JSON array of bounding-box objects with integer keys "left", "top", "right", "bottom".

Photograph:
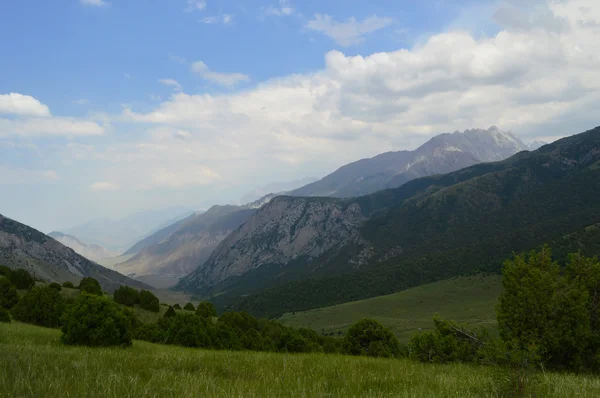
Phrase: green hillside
[
  {"left": 279, "top": 275, "right": 502, "bottom": 343},
  {"left": 3, "top": 321, "right": 600, "bottom": 397}
]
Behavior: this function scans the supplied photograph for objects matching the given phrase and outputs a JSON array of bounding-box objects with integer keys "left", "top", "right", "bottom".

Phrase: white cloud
[
  {"left": 200, "top": 14, "right": 235, "bottom": 25},
  {"left": 169, "top": 54, "right": 187, "bottom": 64},
  {"left": 43, "top": 170, "right": 60, "bottom": 181},
  {"left": 264, "top": 0, "right": 295, "bottom": 17},
  {"left": 0, "top": 117, "right": 105, "bottom": 137},
  {"left": 90, "top": 181, "right": 119, "bottom": 191},
  {"left": 151, "top": 166, "right": 220, "bottom": 188},
  {"left": 158, "top": 78, "right": 182, "bottom": 92},
  {"left": 185, "top": 0, "right": 206, "bottom": 12},
  {"left": 191, "top": 61, "right": 249, "bottom": 87},
  {"left": 0, "top": 93, "right": 51, "bottom": 117},
  {"left": 0, "top": 167, "right": 60, "bottom": 185},
  {"left": 306, "top": 14, "right": 393, "bottom": 47},
  {"left": 80, "top": 0, "right": 109, "bottom": 7}
]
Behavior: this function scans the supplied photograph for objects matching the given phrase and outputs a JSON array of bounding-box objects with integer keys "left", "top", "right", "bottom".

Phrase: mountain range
[
  {"left": 0, "top": 214, "right": 150, "bottom": 292},
  {"left": 48, "top": 231, "right": 119, "bottom": 262},
  {"left": 176, "top": 126, "right": 600, "bottom": 318}
]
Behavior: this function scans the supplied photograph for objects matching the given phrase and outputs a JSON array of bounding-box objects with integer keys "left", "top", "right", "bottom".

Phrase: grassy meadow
[
  {"left": 2, "top": 321, "right": 600, "bottom": 397},
  {"left": 280, "top": 275, "right": 502, "bottom": 342}
]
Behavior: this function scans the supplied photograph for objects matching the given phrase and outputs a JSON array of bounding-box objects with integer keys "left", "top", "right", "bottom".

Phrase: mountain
[
  {"left": 114, "top": 196, "right": 276, "bottom": 288},
  {"left": 239, "top": 177, "right": 318, "bottom": 204},
  {"left": 289, "top": 126, "right": 527, "bottom": 198},
  {"left": 177, "top": 126, "right": 600, "bottom": 318},
  {"left": 48, "top": 232, "right": 119, "bottom": 262},
  {"left": 0, "top": 214, "right": 150, "bottom": 292},
  {"left": 61, "top": 206, "right": 194, "bottom": 252}
]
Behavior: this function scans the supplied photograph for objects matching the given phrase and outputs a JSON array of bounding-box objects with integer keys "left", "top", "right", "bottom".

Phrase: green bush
[
  {"left": 134, "top": 323, "right": 165, "bottom": 343},
  {"left": 0, "top": 306, "right": 10, "bottom": 323},
  {"left": 344, "top": 318, "right": 402, "bottom": 358},
  {"left": 62, "top": 281, "right": 75, "bottom": 289},
  {"left": 113, "top": 285, "right": 140, "bottom": 306},
  {"left": 164, "top": 305, "right": 176, "bottom": 318},
  {"left": 48, "top": 282, "right": 62, "bottom": 292},
  {"left": 0, "top": 276, "right": 19, "bottom": 310},
  {"left": 11, "top": 286, "right": 65, "bottom": 328},
  {"left": 173, "top": 303, "right": 181, "bottom": 310},
  {"left": 0, "top": 265, "right": 11, "bottom": 278},
  {"left": 164, "top": 313, "right": 211, "bottom": 347},
  {"left": 10, "top": 268, "right": 35, "bottom": 290},
  {"left": 78, "top": 277, "right": 102, "bottom": 296},
  {"left": 139, "top": 290, "right": 160, "bottom": 312},
  {"left": 61, "top": 294, "right": 132, "bottom": 347},
  {"left": 196, "top": 301, "right": 217, "bottom": 318},
  {"left": 183, "top": 302, "right": 195, "bottom": 311}
]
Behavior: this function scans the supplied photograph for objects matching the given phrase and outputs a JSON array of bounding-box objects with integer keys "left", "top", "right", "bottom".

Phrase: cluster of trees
[
  {"left": 113, "top": 285, "right": 160, "bottom": 312},
  {"left": 408, "top": 247, "right": 600, "bottom": 373}
]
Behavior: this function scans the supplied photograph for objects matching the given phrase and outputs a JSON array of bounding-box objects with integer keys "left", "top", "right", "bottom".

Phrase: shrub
[
  {"left": 344, "top": 318, "right": 402, "bottom": 358},
  {"left": 0, "top": 265, "right": 11, "bottom": 278},
  {"left": 48, "top": 282, "right": 62, "bottom": 291},
  {"left": 196, "top": 301, "right": 217, "bottom": 318},
  {"left": 62, "top": 281, "right": 75, "bottom": 289},
  {"left": 0, "top": 306, "right": 10, "bottom": 323},
  {"left": 10, "top": 268, "right": 35, "bottom": 290},
  {"left": 113, "top": 285, "right": 140, "bottom": 306},
  {"left": 164, "top": 305, "right": 177, "bottom": 318},
  {"left": 78, "top": 277, "right": 102, "bottom": 296},
  {"left": 61, "top": 294, "right": 132, "bottom": 347},
  {"left": 173, "top": 303, "right": 182, "bottom": 310},
  {"left": 0, "top": 276, "right": 19, "bottom": 310},
  {"left": 134, "top": 323, "right": 165, "bottom": 344},
  {"left": 164, "top": 313, "right": 211, "bottom": 348},
  {"left": 183, "top": 302, "right": 195, "bottom": 311},
  {"left": 139, "top": 290, "right": 160, "bottom": 312},
  {"left": 11, "top": 286, "right": 65, "bottom": 328}
]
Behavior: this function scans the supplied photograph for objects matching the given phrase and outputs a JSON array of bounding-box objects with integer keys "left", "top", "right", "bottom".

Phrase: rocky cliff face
[
  {"left": 178, "top": 196, "right": 366, "bottom": 292},
  {"left": 0, "top": 214, "right": 149, "bottom": 292}
]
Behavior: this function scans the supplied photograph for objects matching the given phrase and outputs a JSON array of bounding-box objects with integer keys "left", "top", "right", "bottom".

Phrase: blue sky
[{"left": 1, "top": 0, "right": 599, "bottom": 233}]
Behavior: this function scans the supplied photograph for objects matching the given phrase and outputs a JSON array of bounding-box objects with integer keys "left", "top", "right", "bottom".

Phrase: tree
[
  {"left": 183, "top": 302, "right": 195, "bottom": 311},
  {"left": 0, "top": 276, "right": 18, "bottom": 310},
  {"left": 164, "top": 313, "right": 211, "bottom": 348},
  {"left": 164, "top": 305, "right": 176, "bottom": 318},
  {"left": 10, "top": 268, "right": 35, "bottom": 290},
  {"left": 62, "top": 281, "right": 75, "bottom": 289},
  {"left": 344, "top": 318, "right": 402, "bottom": 358},
  {"left": 0, "top": 306, "right": 10, "bottom": 323},
  {"left": 11, "top": 286, "right": 65, "bottom": 328},
  {"left": 196, "top": 301, "right": 217, "bottom": 318},
  {"left": 48, "top": 282, "right": 62, "bottom": 291},
  {"left": 79, "top": 277, "right": 102, "bottom": 296},
  {"left": 497, "top": 247, "right": 590, "bottom": 370},
  {"left": 61, "top": 294, "right": 132, "bottom": 347},
  {"left": 113, "top": 285, "right": 140, "bottom": 307},
  {"left": 173, "top": 303, "right": 182, "bottom": 310},
  {"left": 134, "top": 323, "right": 165, "bottom": 344},
  {"left": 0, "top": 265, "right": 11, "bottom": 278},
  {"left": 139, "top": 290, "right": 160, "bottom": 312}
]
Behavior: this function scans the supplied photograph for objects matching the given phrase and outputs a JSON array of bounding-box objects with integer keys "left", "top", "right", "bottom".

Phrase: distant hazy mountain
[
  {"left": 0, "top": 214, "right": 149, "bottom": 292},
  {"left": 115, "top": 195, "right": 276, "bottom": 288},
  {"left": 289, "top": 126, "right": 528, "bottom": 198},
  {"left": 61, "top": 207, "right": 194, "bottom": 252},
  {"left": 239, "top": 177, "right": 318, "bottom": 204},
  {"left": 48, "top": 231, "right": 118, "bottom": 262},
  {"left": 528, "top": 140, "right": 547, "bottom": 151}
]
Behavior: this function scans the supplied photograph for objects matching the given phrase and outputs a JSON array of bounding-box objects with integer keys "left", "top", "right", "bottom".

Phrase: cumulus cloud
[
  {"left": 306, "top": 14, "right": 393, "bottom": 47},
  {"left": 0, "top": 93, "right": 51, "bottom": 117},
  {"left": 264, "top": 0, "right": 295, "bottom": 17},
  {"left": 159, "top": 78, "right": 182, "bottom": 92},
  {"left": 185, "top": 0, "right": 206, "bottom": 12},
  {"left": 0, "top": 167, "right": 60, "bottom": 185},
  {"left": 90, "top": 181, "right": 119, "bottom": 191},
  {"left": 80, "top": 0, "right": 109, "bottom": 7},
  {"left": 0, "top": 117, "right": 105, "bottom": 137},
  {"left": 191, "top": 61, "right": 249, "bottom": 87}
]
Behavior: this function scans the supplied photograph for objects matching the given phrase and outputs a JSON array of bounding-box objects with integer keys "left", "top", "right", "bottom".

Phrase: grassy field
[
  {"left": 2, "top": 321, "right": 600, "bottom": 397},
  {"left": 280, "top": 275, "right": 503, "bottom": 342}
]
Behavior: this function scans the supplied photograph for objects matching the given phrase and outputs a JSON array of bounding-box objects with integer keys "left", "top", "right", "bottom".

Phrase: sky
[{"left": 0, "top": 0, "right": 599, "bottom": 233}]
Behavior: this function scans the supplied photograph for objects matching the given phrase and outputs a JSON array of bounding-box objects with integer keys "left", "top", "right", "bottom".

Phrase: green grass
[
  {"left": 280, "top": 275, "right": 503, "bottom": 342},
  {"left": 2, "top": 321, "right": 600, "bottom": 397}
]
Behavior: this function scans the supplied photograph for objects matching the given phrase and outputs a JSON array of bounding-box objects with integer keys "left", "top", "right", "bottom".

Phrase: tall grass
[{"left": 2, "top": 322, "right": 600, "bottom": 397}]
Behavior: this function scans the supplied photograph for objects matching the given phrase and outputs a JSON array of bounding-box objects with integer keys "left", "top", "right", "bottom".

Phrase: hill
[
  {"left": 0, "top": 214, "right": 150, "bottom": 292},
  {"left": 289, "top": 126, "right": 527, "bottom": 198},
  {"left": 48, "top": 231, "right": 119, "bottom": 262},
  {"left": 279, "top": 275, "right": 502, "bottom": 343},
  {"left": 2, "top": 322, "right": 599, "bottom": 397},
  {"left": 178, "top": 126, "right": 600, "bottom": 317}
]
